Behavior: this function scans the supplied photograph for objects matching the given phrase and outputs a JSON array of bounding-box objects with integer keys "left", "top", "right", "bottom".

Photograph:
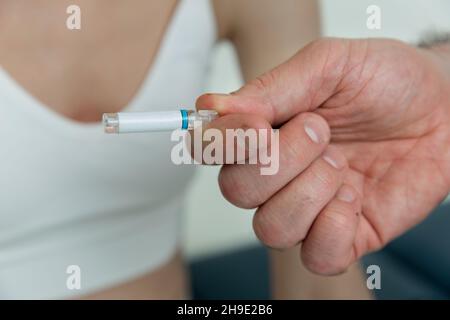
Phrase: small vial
[{"left": 103, "top": 109, "right": 219, "bottom": 134}]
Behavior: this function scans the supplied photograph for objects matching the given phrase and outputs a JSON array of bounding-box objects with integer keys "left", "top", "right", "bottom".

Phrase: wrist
[
  {"left": 427, "top": 45, "right": 450, "bottom": 74},
  {"left": 417, "top": 40, "right": 450, "bottom": 190},
  {"left": 417, "top": 44, "right": 450, "bottom": 103},
  {"left": 418, "top": 33, "right": 450, "bottom": 76}
]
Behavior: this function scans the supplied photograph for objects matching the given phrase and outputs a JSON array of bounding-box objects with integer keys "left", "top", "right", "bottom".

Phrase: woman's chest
[{"left": 0, "top": 0, "right": 177, "bottom": 122}]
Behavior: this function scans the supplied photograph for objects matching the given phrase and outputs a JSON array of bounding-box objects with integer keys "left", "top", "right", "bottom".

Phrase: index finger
[
  {"left": 196, "top": 39, "right": 352, "bottom": 126},
  {"left": 187, "top": 113, "right": 273, "bottom": 165}
]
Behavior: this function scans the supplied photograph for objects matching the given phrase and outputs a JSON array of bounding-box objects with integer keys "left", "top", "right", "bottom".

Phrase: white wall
[
  {"left": 321, "top": 0, "right": 450, "bottom": 42},
  {"left": 183, "top": 0, "right": 450, "bottom": 260}
]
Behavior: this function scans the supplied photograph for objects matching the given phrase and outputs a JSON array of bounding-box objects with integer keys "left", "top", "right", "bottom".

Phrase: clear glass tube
[
  {"left": 187, "top": 110, "right": 219, "bottom": 130},
  {"left": 103, "top": 110, "right": 219, "bottom": 134},
  {"left": 103, "top": 113, "right": 120, "bottom": 133}
]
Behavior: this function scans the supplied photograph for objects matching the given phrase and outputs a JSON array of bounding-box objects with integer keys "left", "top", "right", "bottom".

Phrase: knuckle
[
  {"left": 280, "top": 133, "right": 304, "bottom": 164},
  {"left": 306, "top": 38, "right": 352, "bottom": 82},
  {"left": 301, "top": 250, "right": 349, "bottom": 276},
  {"left": 218, "top": 167, "right": 264, "bottom": 209},
  {"left": 246, "top": 72, "right": 278, "bottom": 114},
  {"left": 309, "top": 37, "right": 347, "bottom": 52},
  {"left": 253, "top": 210, "right": 278, "bottom": 247},
  {"left": 311, "top": 164, "right": 338, "bottom": 191},
  {"left": 323, "top": 205, "right": 354, "bottom": 233},
  {"left": 252, "top": 71, "right": 277, "bottom": 93},
  {"left": 307, "top": 38, "right": 333, "bottom": 54},
  {"left": 253, "top": 206, "right": 299, "bottom": 249},
  {"left": 297, "top": 192, "right": 317, "bottom": 211}
]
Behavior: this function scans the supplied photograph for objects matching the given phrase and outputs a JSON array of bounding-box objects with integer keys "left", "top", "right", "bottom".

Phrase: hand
[{"left": 196, "top": 38, "right": 450, "bottom": 275}]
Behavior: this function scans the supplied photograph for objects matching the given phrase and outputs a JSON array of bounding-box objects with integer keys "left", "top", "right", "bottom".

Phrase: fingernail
[
  {"left": 322, "top": 147, "right": 346, "bottom": 169},
  {"left": 337, "top": 185, "right": 356, "bottom": 203},
  {"left": 304, "top": 119, "right": 326, "bottom": 144}
]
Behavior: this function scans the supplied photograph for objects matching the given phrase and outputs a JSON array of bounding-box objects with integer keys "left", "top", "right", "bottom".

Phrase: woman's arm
[
  {"left": 214, "top": 0, "right": 320, "bottom": 80},
  {"left": 214, "top": 0, "right": 371, "bottom": 299}
]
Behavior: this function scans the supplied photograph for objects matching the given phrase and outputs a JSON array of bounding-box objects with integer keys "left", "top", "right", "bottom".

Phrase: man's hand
[{"left": 196, "top": 38, "right": 450, "bottom": 275}]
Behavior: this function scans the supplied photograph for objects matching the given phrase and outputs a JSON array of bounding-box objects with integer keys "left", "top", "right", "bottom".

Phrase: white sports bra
[{"left": 0, "top": 0, "right": 217, "bottom": 299}]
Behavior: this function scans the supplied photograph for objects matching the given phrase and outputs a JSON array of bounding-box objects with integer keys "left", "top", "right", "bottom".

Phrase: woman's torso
[
  {"left": 0, "top": 0, "right": 218, "bottom": 299},
  {"left": 1, "top": 0, "right": 179, "bottom": 121}
]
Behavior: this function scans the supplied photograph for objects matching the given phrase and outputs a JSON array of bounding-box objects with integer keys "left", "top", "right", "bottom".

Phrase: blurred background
[{"left": 183, "top": 0, "right": 450, "bottom": 299}]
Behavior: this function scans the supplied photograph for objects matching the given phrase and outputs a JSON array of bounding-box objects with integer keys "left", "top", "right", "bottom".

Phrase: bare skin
[
  {"left": 270, "top": 246, "right": 371, "bottom": 299},
  {"left": 0, "top": 0, "right": 178, "bottom": 122},
  {"left": 0, "top": 0, "right": 371, "bottom": 299},
  {"left": 80, "top": 252, "right": 190, "bottom": 300},
  {"left": 197, "top": 39, "right": 450, "bottom": 275}
]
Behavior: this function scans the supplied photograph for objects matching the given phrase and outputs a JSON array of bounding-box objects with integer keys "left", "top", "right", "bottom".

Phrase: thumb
[{"left": 196, "top": 38, "right": 351, "bottom": 126}]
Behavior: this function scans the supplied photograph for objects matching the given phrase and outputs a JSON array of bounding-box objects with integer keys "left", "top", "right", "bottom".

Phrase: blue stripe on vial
[{"left": 181, "top": 109, "right": 189, "bottom": 130}]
